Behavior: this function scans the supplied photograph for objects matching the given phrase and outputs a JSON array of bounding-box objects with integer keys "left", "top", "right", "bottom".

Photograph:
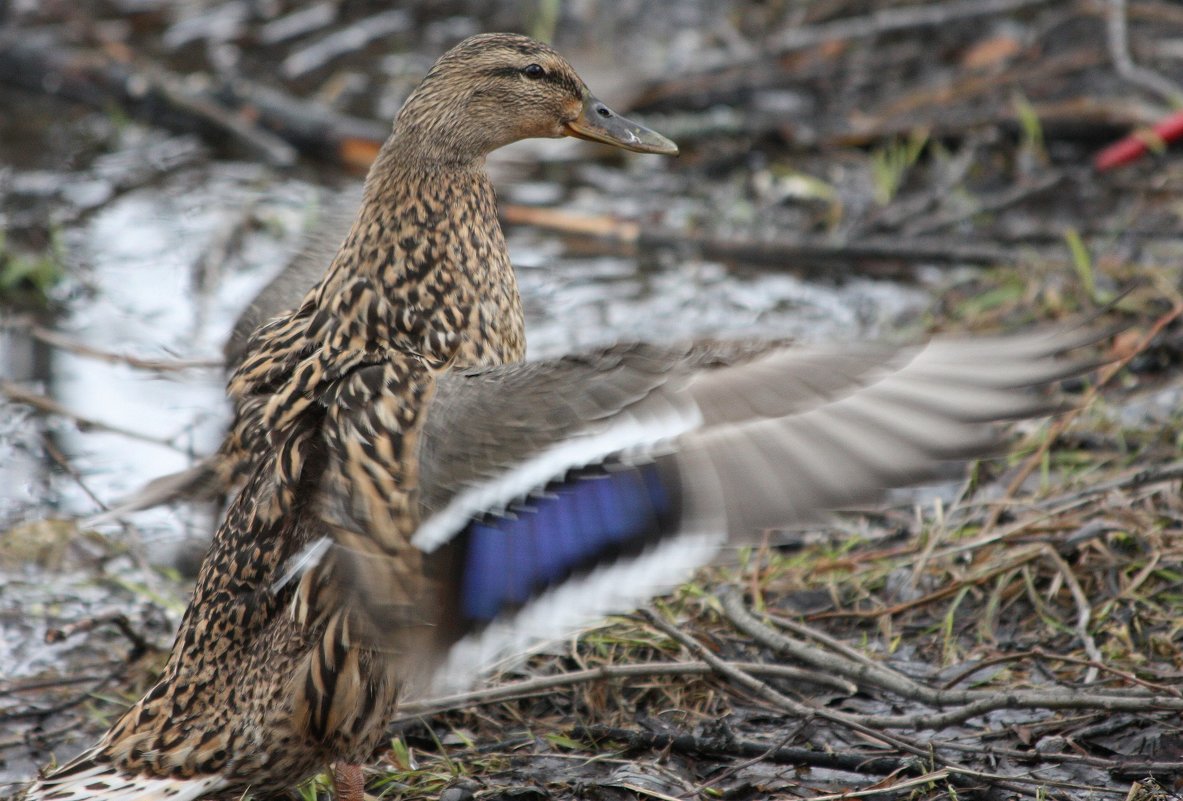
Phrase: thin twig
[
  {"left": 0, "top": 665, "right": 127, "bottom": 723},
  {"left": 799, "top": 770, "right": 954, "bottom": 801},
  {"left": 769, "top": 0, "right": 1056, "bottom": 56},
  {"left": 394, "top": 659, "right": 855, "bottom": 722},
  {"left": 580, "top": 716, "right": 1088, "bottom": 798},
  {"left": 723, "top": 593, "right": 1183, "bottom": 719},
  {"left": 691, "top": 727, "right": 800, "bottom": 795},
  {"left": 45, "top": 611, "right": 154, "bottom": 659},
  {"left": 41, "top": 435, "right": 109, "bottom": 513},
  {"left": 1029, "top": 648, "right": 1183, "bottom": 697},
  {"left": 1031, "top": 459, "right": 1183, "bottom": 511},
  {"left": 1041, "top": 546, "right": 1103, "bottom": 682},
  {"left": 502, "top": 203, "right": 1022, "bottom": 275},
  {"left": 905, "top": 172, "right": 1066, "bottom": 237},
  {"left": 1106, "top": 0, "right": 1183, "bottom": 106},
  {"left": 280, "top": 9, "right": 410, "bottom": 79},
  {"left": 637, "top": 607, "right": 938, "bottom": 760},
  {"left": 931, "top": 734, "right": 1183, "bottom": 777},
  {"left": 24, "top": 325, "right": 221, "bottom": 372},
  {"left": 0, "top": 675, "right": 106, "bottom": 697},
  {"left": 574, "top": 723, "right": 914, "bottom": 775},
  {"left": 810, "top": 541, "right": 1047, "bottom": 623},
  {"left": 0, "top": 721, "right": 90, "bottom": 757},
  {"left": 1, "top": 380, "right": 180, "bottom": 449}
]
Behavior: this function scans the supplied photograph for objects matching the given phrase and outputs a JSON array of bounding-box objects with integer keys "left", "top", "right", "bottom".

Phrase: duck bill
[{"left": 563, "top": 94, "right": 678, "bottom": 155}]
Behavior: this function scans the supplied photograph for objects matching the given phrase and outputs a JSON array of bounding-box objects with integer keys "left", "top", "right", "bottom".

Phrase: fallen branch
[
  {"left": 0, "top": 721, "right": 83, "bottom": 754},
  {"left": 1105, "top": 0, "right": 1183, "bottom": 106},
  {"left": 280, "top": 9, "right": 410, "bottom": 79},
  {"left": 1, "top": 380, "right": 180, "bottom": 449},
  {"left": 721, "top": 593, "right": 1183, "bottom": 721},
  {"left": 208, "top": 77, "right": 387, "bottom": 170},
  {"left": 0, "top": 30, "right": 294, "bottom": 164},
  {"left": 770, "top": 0, "right": 1056, "bottom": 57},
  {"left": 574, "top": 723, "right": 917, "bottom": 775},
  {"left": 0, "top": 32, "right": 386, "bottom": 169},
  {"left": 501, "top": 204, "right": 1018, "bottom": 276},
  {"left": 636, "top": 0, "right": 1058, "bottom": 110},
  {"left": 0, "top": 675, "right": 106, "bottom": 698},
  {"left": 42, "top": 435, "right": 108, "bottom": 513},
  {"left": 18, "top": 325, "right": 220, "bottom": 372},
  {"left": 258, "top": 3, "right": 338, "bottom": 46},
  {"left": 637, "top": 607, "right": 937, "bottom": 762},
  {"left": 393, "top": 659, "right": 855, "bottom": 722},
  {"left": 45, "top": 611, "right": 155, "bottom": 659},
  {"left": 0, "top": 664, "right": 127, "bottom": 723},
  {"left": 931, "top": 736, "right": 1183, "bottom": 778}
]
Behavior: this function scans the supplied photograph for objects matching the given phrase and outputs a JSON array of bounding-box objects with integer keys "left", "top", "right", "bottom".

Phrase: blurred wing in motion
[{"left": 302, "top": 328, "right": 1097, "bottom": 693}]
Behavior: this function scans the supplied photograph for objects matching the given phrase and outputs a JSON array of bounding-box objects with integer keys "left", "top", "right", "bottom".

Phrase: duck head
[{"left": 391, "top": 33, "right": 678, "bottom": 165}]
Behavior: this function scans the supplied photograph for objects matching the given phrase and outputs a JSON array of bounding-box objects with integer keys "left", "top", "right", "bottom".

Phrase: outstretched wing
[{"left": 306, "top": 329, "right": 1095, "bottom": 693}]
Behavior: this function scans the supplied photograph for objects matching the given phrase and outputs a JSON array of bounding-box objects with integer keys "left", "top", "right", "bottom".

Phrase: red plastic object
[{"left": 1094, "top": 109, "right": 1183, "bottom": 171}]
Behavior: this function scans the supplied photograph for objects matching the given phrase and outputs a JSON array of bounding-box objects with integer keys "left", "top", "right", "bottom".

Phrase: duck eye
[{"left": 523, "top": 63, "right": 545, "bottom": 79}]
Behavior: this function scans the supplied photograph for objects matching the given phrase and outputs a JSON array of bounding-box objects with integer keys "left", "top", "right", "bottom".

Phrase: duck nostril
[{"left": 596, "top": 105, "right": 612, "bottom": 118}]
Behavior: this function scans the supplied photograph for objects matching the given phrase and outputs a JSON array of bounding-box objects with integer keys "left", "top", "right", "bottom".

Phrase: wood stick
[
  {"left": 1, "top": 380, "right": 178, "bottom": 449},
  {"left": 502, "top": 204, "right": 1019, "bottom": 275},
  {"left": 0, "top": 32, "right": 386, "bottom": 169}
]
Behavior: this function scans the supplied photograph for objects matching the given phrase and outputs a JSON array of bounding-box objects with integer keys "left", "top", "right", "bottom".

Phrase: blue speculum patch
[{"left": 459, "top": 462, "right": 675, "bottom": 622}]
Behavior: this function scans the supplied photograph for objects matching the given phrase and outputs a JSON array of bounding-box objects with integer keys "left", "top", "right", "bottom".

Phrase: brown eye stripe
[{"left": 483, "top": 66, "right": 582, "bottom": 98}]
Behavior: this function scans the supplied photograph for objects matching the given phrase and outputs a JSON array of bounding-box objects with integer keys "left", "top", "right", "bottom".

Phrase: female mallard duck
[
  {"left": 27, "top": 33, "right": 1095, "bottom": 801},
  {"left": 103, "top": 29, "right": 678, "bottom": 516}
]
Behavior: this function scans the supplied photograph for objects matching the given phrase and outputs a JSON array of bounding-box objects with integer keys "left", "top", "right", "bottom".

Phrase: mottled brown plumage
[
  {"left": 26, "top": 32, "right": 676, "bottom": 801},
  {"left": 25, "top": 33, "right": 1099, "bottom": 801}
]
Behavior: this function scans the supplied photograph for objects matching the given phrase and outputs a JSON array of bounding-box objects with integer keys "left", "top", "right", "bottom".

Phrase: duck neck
[{"left": 316, "top": 148, "right": 525, "bottom": 368}]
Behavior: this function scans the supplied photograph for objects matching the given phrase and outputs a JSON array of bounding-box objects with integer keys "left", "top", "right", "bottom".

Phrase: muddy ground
[{"left": 2, "top": 1, "right": 1183, "bottom": 799}]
